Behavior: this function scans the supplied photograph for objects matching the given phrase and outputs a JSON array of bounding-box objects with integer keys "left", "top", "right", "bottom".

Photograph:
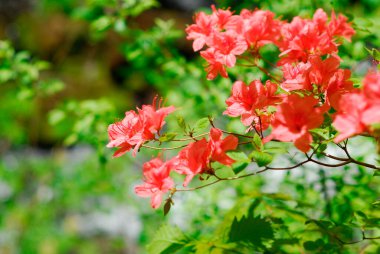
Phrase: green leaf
[
  {"left": 366, "top": 48, "right": 380, "bottom": 61},
  {"left": 228, "top": 151, "right": 250, "bottom": 174},
  {"left": 372, "top": 200, "right": 380, "bottom": 208},
  {"left": 310, "top": 128, "right": 330, "bottom": 140},
  {"left": 228, "top": 215, "right": 274, "bottom": 248},
  {"left": 374, "top": 170, "right": 380, "bottom": 176},
  {"left": 176, "top": 115, "right": 187, "bottom": 132},
  {"left": 250, "top": 151, "right": 273, "bottom": 167},
  {"left": 193, "top": 117, "right": 209, "bottom": 132},
  {"left": 48, "top": 109, "right": 65, "bottom": 125},
  {"left": 159, "top": 132, "right": 177, "bottom": 142},
  {"left": 252, "top": 133, "right": 263, "bottom": 151},
  {"left": 91, "top": 16, "right": 113, "bottom": 33},
  {"left": 147, "top": 224, "right": 190, "bottom": 254},
  {"left": 303, "top": 241, "right": 318, "bottom": 251}
]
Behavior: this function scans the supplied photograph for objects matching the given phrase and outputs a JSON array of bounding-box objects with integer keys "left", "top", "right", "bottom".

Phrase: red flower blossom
[
  {"left": 135, "top": 158, "right": 174, "bottom": 209},
  {"left": 173, "top": 138, "right": 210, "bottom": 187},
  {"left": 281, "top": 62, "right": 311, "bottom": 91},
  {"left": 280, "top": 55, "right": 354, "bottom": 109},
  {"left": 172, "top": 128, "right": 238, "bottom": 186},
  {"left": 200, "top": 48, "right": 228, "bottom": 80},
  {"left": 211, "top": 5, "right": 234, "bottom": 30},
  {"left": 208, "top": 128, "right": 238, "bottom": 165},
  {"left": 361, "top": 71, "right": 380, "bottom": 126},
  {"left": 186, "top": 12, "right": 213, "bottom": 51},
  {"left": 333, "top": 71, "right": 380, "bottom": 142},
  {"left": 328, "top": 10, "right": 355, "bottom": 40},
  {"left": 278, "top": 9, "right": 354, "bottom": 64},
  {"left": 267, "top": 94, "right": 328, "bottom": 152},
  {"left": 224, "top": 80, "right": 282, "bottom": 131},
  {"left": 333, "top": 92, "right": 368, "bottom": 142},
  {"left": 210, "top": 32, "right": 247, "bottom": 67},
  {"left": 107, "top": 97, "right": 175, "bottom": 157}
]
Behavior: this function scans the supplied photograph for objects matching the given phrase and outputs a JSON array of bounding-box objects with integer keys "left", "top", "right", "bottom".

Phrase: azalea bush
[
  {"left": 107, "top": 5, "right": 380, "bottom": 253},
  {"left": 1, "top": 0, "right": 380, "bottom": 253}
]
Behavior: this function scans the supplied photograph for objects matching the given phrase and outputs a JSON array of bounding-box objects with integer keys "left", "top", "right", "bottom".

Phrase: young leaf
[
  {"left": 228, "top": 151, "right": 250, "bottom": 174},
  {"left": 176, "top": 115, "right": 187, "bottom": 132},
  {"left": 252, "top": 133, "right": 263, "bottom": 151},
  {"left": 147, "top": 224, "right": 190, "bottom": 254},
  {"left": 193, "top": 117, "right": 209, "bottom": 132},
  {"left": 250, "top": 151, "right": 273, "bottom": 167},
  {"left": 159, "top": 132, "right": 177, "bottom": 142}
]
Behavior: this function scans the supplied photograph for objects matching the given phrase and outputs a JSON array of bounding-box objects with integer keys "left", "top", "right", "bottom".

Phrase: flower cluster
[
  {"left": 189, "top": 6, "right": 365, "bottom": 152},
  {"left": 224, "top": 80, "right": 282, "bottom": 132},
  {"left": 333, "top": 71, "right": 380, "bottom": 142},
  {"left": 108, "top": 6, "right": 380, "bottom": 209},
  {"left": 134, "top": 127, "right": 238, "bottom": 208},
  {"left": 106, "top": 97, "right": 175, "bottom": 157},
  {"left": 186, "top": 7, "right": 354, "bottom": 80},
  {"left": 186, "top": 6, "right": 280, "bottom": 79}
]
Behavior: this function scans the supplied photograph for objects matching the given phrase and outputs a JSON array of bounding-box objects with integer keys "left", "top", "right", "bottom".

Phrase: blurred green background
[{"left": 0, "top": 0, "right": 379, "bottom": 253}]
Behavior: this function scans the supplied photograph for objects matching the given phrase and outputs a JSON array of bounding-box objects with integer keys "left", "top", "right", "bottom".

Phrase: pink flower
[
  {"left": 333, "top": 71, "right": 380, "bottom": 142},
  {"left": 107, "top": 110, "right": 143, "bottom": 157},
  {"left": 363, "top": 71, "right": 380, "bottom": 103},
  {"left": 211, "top": 32, "right": 247, "bottom": 67},
  {"left": 172, "top": 128, "right": 238, "bottom": 186},
  {"left": 243, "top": 10, "right": 282, "bottom": 48},
  {"left": 224, "top": 80, "right": 282, "bottom": 131},
  {"left": 328, "top": 10, "right": 355, "bottom": 40},
  {"left": 211, "top": 5, "right": 234, "bottom": 30},
  {"left": 200, "top": 48, "right": 228, "bottom": 80},
  {"left": 172, "top": 138, "right": 210, "bottom": 187},
  {"left": 281, "top": 62, "right": 311, "bottom": 91},
  {"left": 278, "top": 9, "right": 354, "bottom": 64},
  {"left": 107, "top": 97, "right": 175, "bottom": 157},
  {"left": 186, "top": 12, "right": 213, "bottom": 51},
  {"left": 280, "top": 55, "right": 354, "bottom": 109},
  {"left": 208, "top": 128, "right": 238, "bottom": 165},
  {"left": 361, "top": 71, "right": 380, "bottom": 126},
  {"left": 135, "top": 158, "right": 174, "bottom": 209},
  {"left": 333, "top": 92, "right": 368, "bottom": 142},
  {"left": 268, "top": 94, "right": 328, "bottom": 152}
]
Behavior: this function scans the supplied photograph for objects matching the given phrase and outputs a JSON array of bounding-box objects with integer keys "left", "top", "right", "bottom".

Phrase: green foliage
[
  {"left": 1, "top": 0, "right": 380, "bottom": 253},
  {"left": 147, "top": 224, "right": 191, "bottom": 254}
]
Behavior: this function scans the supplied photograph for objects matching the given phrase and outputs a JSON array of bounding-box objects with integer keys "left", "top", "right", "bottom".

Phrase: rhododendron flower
[
  {"left": 333, "top": 92, "right": 368, "bottom": 142},
  {"left": 211, "top": 5, "right": 233, "bottom": 30},
  {"left": 325, "top": 68, "right": 354, "bottom": 109},
  {"left": 107, "top": 97, "right": 175, "bottom": 157},
  {"left": 333, "top": 71, "right": 380, "bottom": 142},
  {"left": 200, "top": 48, "right": 228, "bottom": 80},
  {"left": 186, "top": 12, "right": 213, "bottom": 51},
  {"left": 362, "top": 71, "right": 380, "bottom": 104},
  {"left": 242, "top": 10, "right": 282, "bottom": 47},
  {"left": 224, "top": 80, "right": 282, "bottom": 131},
  {"left": 328, "top": 10, "right": 356, "bottom": 40},
  {"left": 280, "top": 55, "right": 354, "bottom": 108},
  {"left": 361, "top": 71, "right": 380, "bottom": 125},
  {"left": 210, "top": 32, "right": 247, "bottom": 67},
  {"left": 267, "top": 94, "right": 328, "bottom": 152},
  {"left": 208, "top": 128, "right": 238, "bottom": 165},
  {"left": 172, "top": 128, "right": 238, "bottom": 186},
  {"left": 279, "top": 9, "right": 354, "bottom": 64},
  {"left": 135, "top": 158, "right": 174, "bottom": 209},
  {"left": 281, "top": 62, "right": 311, "bottom": 91},
  {"left": 172, "top": 138, "right": 210, "bottom": 187}
]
